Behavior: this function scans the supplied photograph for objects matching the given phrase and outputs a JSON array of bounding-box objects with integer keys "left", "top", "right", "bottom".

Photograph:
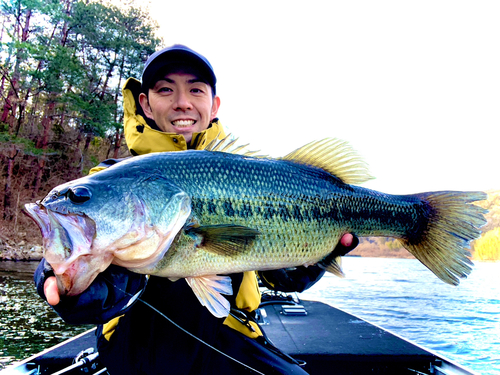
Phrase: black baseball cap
[{"left": 141, "top": 44, "right": 217, "bottom": 95}]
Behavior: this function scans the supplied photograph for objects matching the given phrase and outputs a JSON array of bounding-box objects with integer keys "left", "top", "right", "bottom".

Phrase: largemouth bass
[{"left": 25, "top": 139, "right": 487, "bottom": 317}]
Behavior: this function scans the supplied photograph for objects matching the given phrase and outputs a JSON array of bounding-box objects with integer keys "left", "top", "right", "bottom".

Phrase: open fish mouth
[
  {"left": 24, "top": 203, "right": 51, "bottom": 238},
  {"left": 24, "top": 189, "right": 192, "bottom": 296},
  {"left": 24, "top": 203, "right": 101, "bottom": 294}
]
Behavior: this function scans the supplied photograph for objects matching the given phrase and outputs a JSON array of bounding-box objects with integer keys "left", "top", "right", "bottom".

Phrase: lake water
[
  {"left": 300, "top": 257, "right": 500, "bottom": 375},
  {"left": 0, "top": 258, "right": 499, "bottom": 374},
  {"left": 0, "top": 261, "right": 90, "bottom": 370}
]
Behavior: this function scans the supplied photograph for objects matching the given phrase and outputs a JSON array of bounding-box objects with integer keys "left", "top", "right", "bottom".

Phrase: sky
[{"left": 144, "top": 0, "right": 499, "bottom": 195}]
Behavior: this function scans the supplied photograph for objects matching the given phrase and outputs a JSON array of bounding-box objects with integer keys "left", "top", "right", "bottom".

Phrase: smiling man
[
  {"left": 139, "top": 72, "right": 220, "bottom": 142},
  {"left": 118, "top": 45, "right": 227, "bottom": 157},
  {"left": 36, "top": 44, "right": 358, "bottom": 374},
  {"left": 137, "top": 46, "right": 221, "bottom": 145}
]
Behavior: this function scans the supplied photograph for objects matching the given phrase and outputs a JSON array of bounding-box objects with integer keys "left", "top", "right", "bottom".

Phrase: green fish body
[{"left": 25, "top": 139, "right": 487, "bottom": 317}]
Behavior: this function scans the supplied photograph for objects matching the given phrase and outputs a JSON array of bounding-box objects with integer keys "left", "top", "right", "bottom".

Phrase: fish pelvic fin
[
  {"left": 186, "top": 224, "right": 260, "bottom": 256},
  {"left": 399, "top": 191, "right": 488, "bottom": 286},
  {"left": 280, "top": 138, "right": 373, "bottom": 185},
  {"left": 185, "top": 275, "right": 233, "bottom": 318}
]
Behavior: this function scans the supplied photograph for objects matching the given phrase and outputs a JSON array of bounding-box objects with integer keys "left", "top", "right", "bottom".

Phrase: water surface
[
  {"left": 0, "top": 262, "right": 91, "bottom": 369},
  {"left": 0, "top": 258, "right": 498, "bottom": 374},
  {"left": 300, "top": 257, "right": 500, "bottom": 375}
]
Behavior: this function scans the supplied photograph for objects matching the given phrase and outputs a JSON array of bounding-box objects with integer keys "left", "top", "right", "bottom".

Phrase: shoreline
[{"left": 0, "top": 241, "right": 43, "bottom": 261}]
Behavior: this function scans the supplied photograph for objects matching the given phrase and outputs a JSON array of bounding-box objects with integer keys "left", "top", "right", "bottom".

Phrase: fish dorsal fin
[
  {"left": 185, "top": 275, "right": 233, "bottom": 318},
  {"left": 203, "top": 134, "right": 262, "bottom": 157},
  {"left": 204, "top": 135, "right": 372, "bottom": 184},
  {"left": 280, "top": 138, "right": 373, "bottom": 185}
]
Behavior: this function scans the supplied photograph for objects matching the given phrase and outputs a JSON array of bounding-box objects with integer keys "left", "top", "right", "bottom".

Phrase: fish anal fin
[
  {"left": 186, "top": 224, "right": 260, "bottom": 256},
  {"left": 318, "top": 255, "right": 345, "bottom": 278},
  {"left": 185, "top": 275, "right": 233, "bottom": 318}
]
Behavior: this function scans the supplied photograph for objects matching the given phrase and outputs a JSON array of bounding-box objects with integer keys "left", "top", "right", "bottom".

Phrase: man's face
[{"left": 139, "top": 72, "right": 220, "bottom": 143}]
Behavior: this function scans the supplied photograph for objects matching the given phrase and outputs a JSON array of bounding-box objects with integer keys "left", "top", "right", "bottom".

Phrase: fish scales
[
  {"left": 24, "top": 138, "right": 487, "bottom": 317},
  {"left": 115, "top": 151, "right": 434, "bottom": 277}
]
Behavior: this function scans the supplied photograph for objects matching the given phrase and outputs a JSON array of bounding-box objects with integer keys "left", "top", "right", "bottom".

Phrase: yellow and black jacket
[{"left": 99, "top": 77, "right": 263, "bottom": 340}]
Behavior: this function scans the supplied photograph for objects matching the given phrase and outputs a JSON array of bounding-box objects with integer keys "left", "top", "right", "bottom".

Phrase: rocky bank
[{"left": 0, "top": 239, "right": 43, "bottom": 261}]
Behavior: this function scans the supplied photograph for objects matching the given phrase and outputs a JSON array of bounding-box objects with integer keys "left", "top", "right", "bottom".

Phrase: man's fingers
[
  {"left": 44, "top": 277, "right": 60, "bottom": 306},
  {"left": 340, "top": 233, "right": 354, "bottom": 247}
]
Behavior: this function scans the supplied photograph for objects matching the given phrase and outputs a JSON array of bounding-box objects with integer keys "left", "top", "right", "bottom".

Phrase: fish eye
[{"left": 67, "top": 186, "right": 92, "bottom": 204}]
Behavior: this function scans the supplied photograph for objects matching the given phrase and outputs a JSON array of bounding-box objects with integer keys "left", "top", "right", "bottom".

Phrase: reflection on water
[{"left": 0, "top": 262, "right": 91, "bottom": 369}]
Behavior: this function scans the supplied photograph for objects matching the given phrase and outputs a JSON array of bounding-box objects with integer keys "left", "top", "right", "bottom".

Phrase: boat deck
[
  {"left": 261, "top": 300, "right": 436, "bottom": 374},
  {"left": 5, "top": 299, "right": 469, "bottom": 375}
]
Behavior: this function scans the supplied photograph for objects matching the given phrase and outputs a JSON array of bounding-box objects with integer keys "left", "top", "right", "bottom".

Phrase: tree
[
  {"left": 1, "top": 0, "right": 34, "bottom": 132},
  {"left": 473, "top": 228, "right": 500, "bottom": 261},
  {"left": 0, "top": 0, "right": 161, "bottom": 223}
]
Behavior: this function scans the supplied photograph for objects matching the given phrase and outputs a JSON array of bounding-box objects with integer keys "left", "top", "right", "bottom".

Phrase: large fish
[{"left": 24, "top": 139, "right": 487, "bottom": 317}]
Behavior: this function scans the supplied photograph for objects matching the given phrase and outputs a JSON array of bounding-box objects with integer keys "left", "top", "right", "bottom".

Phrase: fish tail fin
[{"left": 398, "top": 191, "right": 488, "bottom": 286}]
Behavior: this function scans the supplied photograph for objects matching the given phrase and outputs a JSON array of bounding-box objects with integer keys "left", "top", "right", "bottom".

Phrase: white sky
[{"left": 146, "top": 0, "right": 499, "bottom": 195}]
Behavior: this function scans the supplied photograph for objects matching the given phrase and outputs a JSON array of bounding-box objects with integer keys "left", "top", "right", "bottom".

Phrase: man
[{"left": 36, "top": 45, "right": 358, "bottom": 374}]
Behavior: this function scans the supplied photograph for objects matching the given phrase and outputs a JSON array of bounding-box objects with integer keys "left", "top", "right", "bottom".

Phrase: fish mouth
[
  {"left": 24, "top": 203, "right": 50, "bottom": 238},
  {"left": 24, "top": 202, "right": 106, "bottom": 295}
]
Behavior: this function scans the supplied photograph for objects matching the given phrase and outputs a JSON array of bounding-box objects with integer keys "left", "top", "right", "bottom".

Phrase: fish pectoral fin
[
  {"left": 186, "top": 224, "right": 260, "bottom": 256},
  {"left": 318, "top": 255, "right": 345, "bottom": 278},
  {"left": 185, "top": 275, "right": 233, "bottom": 318}
]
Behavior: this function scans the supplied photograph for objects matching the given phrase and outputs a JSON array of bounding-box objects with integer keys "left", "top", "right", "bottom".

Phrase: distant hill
[{"left": 349, "top": 190, "right": 500, "bottom": 261}]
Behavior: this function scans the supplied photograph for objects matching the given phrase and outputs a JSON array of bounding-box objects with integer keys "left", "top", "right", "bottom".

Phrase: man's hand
[
  {"left": 34, "top": 261, "right": 148, "bottom": 325},
  {"left": 258, "top": 233, "right": 359, "bottom": 293},
  {"left": 44, "top": 276, "right": 60, "bottom": 306}
]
